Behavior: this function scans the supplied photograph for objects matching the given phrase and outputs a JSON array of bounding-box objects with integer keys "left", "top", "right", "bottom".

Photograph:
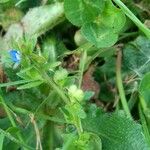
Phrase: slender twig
[{"left": 116, "top": 50, "right": 132, "bottom": 119}]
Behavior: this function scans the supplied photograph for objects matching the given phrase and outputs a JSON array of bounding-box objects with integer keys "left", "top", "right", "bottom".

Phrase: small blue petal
[{"left": 9, "top": 50, "right": 21, "bottom": 63}]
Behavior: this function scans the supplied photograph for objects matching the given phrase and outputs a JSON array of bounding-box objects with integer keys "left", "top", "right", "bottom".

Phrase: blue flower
[{"left": 9, "top": 50, "right": 21, "bottom": 63}]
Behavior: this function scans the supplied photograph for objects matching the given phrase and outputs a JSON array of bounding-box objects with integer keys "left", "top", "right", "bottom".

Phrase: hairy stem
[
  {"left": 43, "top": 72, "right": 84, "bottom": 136},
  {"left": 42, "top": 71, "right": 69, "bottom": 104}
]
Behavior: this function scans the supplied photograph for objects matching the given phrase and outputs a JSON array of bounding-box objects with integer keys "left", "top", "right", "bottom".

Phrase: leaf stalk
[{"left": 116, "top": 50, "right": 132, "bottom": 119}]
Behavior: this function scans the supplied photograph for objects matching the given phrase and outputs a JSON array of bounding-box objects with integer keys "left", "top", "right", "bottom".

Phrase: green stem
[
  {"left": 35, "top": 66, "right": 84, "bottom": 136},
  {"left": 139, "top": 95, "right": 147, "bottom": 112},
  {"left": 44, "top": 73, "right": 84, "bottom": 135},
  {"left": 75, "top": 117, "right": 83, "bottom": 136},
  {"left": 78, "top": 50, "right": 87, "bottom": 88},
  {"left": 0, "top": 95, "right": 27, "bottom": 150},
  {"left": 113, "top": 0, "right": 150, "bottom": 39},
  {"left": 0, "top": 97, "right": 16, "bottom": 127},
  {"left": 119, "top": 32, "right": 138, "bottom": 41},
  {"left": 42, "top": 71, "right": 69, "bottom": 104},
  {"left": 42, "top": 121, "right": 54, "bottom": 150},
  {"left": 116, "top": 50, "right": 132, "bottom": 119}
]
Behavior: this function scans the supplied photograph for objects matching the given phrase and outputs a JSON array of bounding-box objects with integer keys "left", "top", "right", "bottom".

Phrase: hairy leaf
[
  {"left": 21, "top": 2, "right": 64, "bottom": 36},
  {"left": 123, "top": 36, "right": 150, "bottom": 77},
  {"left": 83, "top": 110, "right": 149, "bottom": 150}
]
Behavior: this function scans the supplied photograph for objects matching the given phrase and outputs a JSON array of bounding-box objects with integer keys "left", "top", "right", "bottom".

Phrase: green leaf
[
  {"left": 88, "top": 133, "right": 102, "bottom": 150},
  {"left": 0, "top": 79, "right": 36, "bottom": 87},
  {"left": 123, "top": 36, "right": 150, "bottom": 77},
  {"left": 43, "top": 61, "right": 61, "bottom": 71},
  {"left": 19, "top": 35, "right": 37, "bottom": 55},
  {"left": 4, "top": 89, "right": 43, "bottom": 111},
  {"left": 61, "top": 133, "right": 78, "bottom": 150},
  {"left": 83, "top": 91, "right": 95, "bottom": 101},
  {"left": 0, "top": 128, "right": 34, "bottom": 150},
  {"left": 99, "top": 0, "right": 126, "bottom": 32},
  {"left": 75, "top": 132, "right": 102, "bottom": 150},
  {"left": 68, "top": 0, "right": 125, "bottom": 48},
  {"left": 0, "top": 134, "right": 4, "bottom": 150},
  {"left": 0, "top": 0, "right": 10, "bottom": 3},
  {"left": 17, "top": 66, "right": 42, "bottom": 80},
  {"left": 139, "top": 72, "right": 150, "bottom": 94},
  {"left": 6, "top": 127, "right": 19, "bottom": 135},
  {"left": 61, "top": 132, "right": 102, "bottom": 150},
  {"left": 64, "top": 132, "right": 102, "bottom": 150},
  {"left": 81, "top": 22, "right": 118, "bottom": 48},
  {"left": 64, "top": 0, "right": 105, "bottom": 26},
  {"left": 0, "top": 118, "right": 10, "bottom": 130},
  {"left": 17, "top": 80, "right": 43, "bottom": 89},
  {"left": 62, "top": 103, "right": 86, "bottom": 124},
  {"left": 30, "top": 53, "right": 47, "bottom": 64},
  {"left": 42, "top": 36, "right": 57, "bottom": 62},
  {"left": 139, "top": 72, "right": 150, "bottom": 107},
  {"left": 83, "top": 110, "right": 149, "bottom": 150}
]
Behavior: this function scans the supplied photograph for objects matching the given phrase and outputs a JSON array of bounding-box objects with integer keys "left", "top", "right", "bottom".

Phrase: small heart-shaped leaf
[
  {"left": 99, "top": 0, "right": 126, "bottom": 32},
  {"left": 64, "top": 0, "right": 105, "bottom": 26},
  {"left": 81, "top": 22, "right": 118, "bottom": 48}
]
